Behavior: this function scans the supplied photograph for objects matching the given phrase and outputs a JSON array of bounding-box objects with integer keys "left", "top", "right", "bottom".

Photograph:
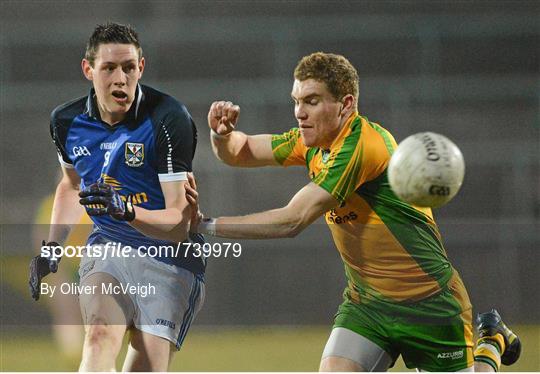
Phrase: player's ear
[
  {"left": 138, "top": 57, "right": 145, "bottom": 79},
  {"left": 81, "top": 59, "right": 93, "bottom": 81},
  {"left": 339, "top": 94, "right": 355, "bottom": 116}
]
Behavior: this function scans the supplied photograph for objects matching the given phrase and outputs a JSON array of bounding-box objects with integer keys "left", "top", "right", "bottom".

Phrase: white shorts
[{"left": 78, "top": 245, "right": 205, "bottom": 349}]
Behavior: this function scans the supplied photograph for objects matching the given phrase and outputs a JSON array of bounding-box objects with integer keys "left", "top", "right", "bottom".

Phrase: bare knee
[
  {"left": 85, "top": 321, "right": 122, "bottom": 352},
  {"left": 80, "top": 322, "right": 125, "bottom": 371},
  {"left": 86, "top": 322, "right": 113, "bottom": 344},
  {"left": 320, "top": 356, "right": 366, "bottom": 372},
  {"left": 84, "top": 317, "right": 123, "bottom": 353}
]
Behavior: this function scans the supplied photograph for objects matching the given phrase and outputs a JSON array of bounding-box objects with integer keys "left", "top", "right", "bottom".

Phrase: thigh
[
  {"left": 79, "top": 271, "right": 135, "bottom": 327},
  {"left": 122, "top": 328, "right": 175, "bottom": 371},
  {"left": 321, "top": 327, "right": 394, "bottom": 371},
  {"left": 325, "top": 300, "right": 398, "bottom": 371},
  {"left": 78, "top": 245, "right": 135, "bottom": 326}
]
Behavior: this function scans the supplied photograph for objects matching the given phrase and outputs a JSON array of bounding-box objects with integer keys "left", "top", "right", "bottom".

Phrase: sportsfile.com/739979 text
[{"left": 40, "top": 241, "right": 242, "bottom": 261}]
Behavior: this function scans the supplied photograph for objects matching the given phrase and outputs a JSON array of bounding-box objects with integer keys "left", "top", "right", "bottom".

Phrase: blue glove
[
  {"left": 79, "top": 182, "right": 135, "bottom": 221},
  {"left": 29, "top": 241, "right": 61, "bottom": 301}
]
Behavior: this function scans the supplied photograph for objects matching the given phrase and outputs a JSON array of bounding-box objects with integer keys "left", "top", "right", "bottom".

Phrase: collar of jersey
[{"left": 84, "top": 84, "right": 144, "bottom": 129}]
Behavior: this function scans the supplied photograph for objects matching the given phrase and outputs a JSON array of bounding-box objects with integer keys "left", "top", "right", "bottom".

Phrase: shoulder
[
  {"left": 50, "top": 96, "right": 87, "bottom": 144},
  {"left": 272, "top": 127, "right": 308, "bottom": 166},
  {"left": 141, "top": 85, "right": 192, "bottom": 124},
  {"left": 50, "top": 96, "right": 87, "bottom": 126},
  {"left": 358, "top": 116, "right": 397, "bottom": 156}
]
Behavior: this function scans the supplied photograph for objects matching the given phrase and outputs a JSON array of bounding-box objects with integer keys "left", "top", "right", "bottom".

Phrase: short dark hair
[
  {"left": 294, "top": 52, "right": 359, "bottom": 106},
  {"left": 85, "top": 22, "right": 142, "bottom": 66}
]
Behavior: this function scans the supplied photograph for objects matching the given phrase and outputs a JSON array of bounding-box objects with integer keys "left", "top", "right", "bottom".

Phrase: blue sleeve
[{"left": 154, "top": 103, "right": 197, "bottom": 182}]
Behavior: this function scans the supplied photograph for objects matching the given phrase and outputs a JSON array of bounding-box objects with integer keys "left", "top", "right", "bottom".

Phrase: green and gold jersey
[{"left": 272, "top": 112, "right": 462, "bottom": 304}]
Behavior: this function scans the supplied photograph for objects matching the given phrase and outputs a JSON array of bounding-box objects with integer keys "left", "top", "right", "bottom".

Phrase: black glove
[
  {"left": 29, "top": 241, "right": 61, "bottom": 301},
  {"left": 79, "top": 182, "right": 135, "bottom": 221}
]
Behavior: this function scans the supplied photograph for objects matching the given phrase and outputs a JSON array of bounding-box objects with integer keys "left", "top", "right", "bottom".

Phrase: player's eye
[
  {"left": 123, "top": 65, "right": 136, "bottom": 73},
  {"left": 308, "top": 99, "right": 318, "bottom": 105}
]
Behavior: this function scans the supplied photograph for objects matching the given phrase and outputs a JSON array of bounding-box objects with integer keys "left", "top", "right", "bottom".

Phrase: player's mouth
[{"left": 111, "top": 90, "right": 129, "bottom": 104}]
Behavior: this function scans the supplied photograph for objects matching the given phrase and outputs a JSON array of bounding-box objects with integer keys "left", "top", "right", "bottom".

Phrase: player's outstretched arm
[
  {"left": 208, "top": 101, "right": 278, "bottom": 167},
  {"left": 29, "top": 166, "right": 84, "bottom": 300},
  {"left": 187, "top": 182, "right": 339, "bottom": 239},
  {"left": 128, "top": 179, "right": 192, "bottom": 243},
  {"left": 79, "top": 180, "right": 192, "bottom": 243}
]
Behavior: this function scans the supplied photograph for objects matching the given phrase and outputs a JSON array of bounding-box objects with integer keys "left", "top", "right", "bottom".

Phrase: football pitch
[{"left": 1, "top": 325, "right": 538, "bottom": 371}]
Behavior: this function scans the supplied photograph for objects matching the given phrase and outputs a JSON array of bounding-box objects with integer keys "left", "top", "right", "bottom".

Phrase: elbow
[
  {"left": 284, "top": 221, "right": 306, "bottom": 238},
  {"left": 159, "top": 215, "right": 190, "bottom": 243},
  {"left": 219, "top": 155, "right": 238, "bottom": 167},
  {"left": 57, "top": 179, "right": 79, "bottom": 193},
  {"left": 170, "top": 218, "right": 190, "bottom": 243},
  {"left": 281, "top": 205, "right": 314, "bottom": 238},
  {"left": 158, "top": 228, "right": 188, "bottom": 244},
  {"left": 216, "top": 152, "right": 242, "bottom": 167}
]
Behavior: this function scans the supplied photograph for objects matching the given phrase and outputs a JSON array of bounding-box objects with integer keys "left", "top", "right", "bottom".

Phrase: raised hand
[
  {"left": 185, "top": 173, "right": 203, "bottom": 231},
  {"left": 207, "top": 101, "right": 240, "bottom": 136}
]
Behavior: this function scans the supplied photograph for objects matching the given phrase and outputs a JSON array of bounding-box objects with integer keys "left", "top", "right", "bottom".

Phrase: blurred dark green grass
[{"left": 1, "top": 325, "right": 538, "bottom": 371}]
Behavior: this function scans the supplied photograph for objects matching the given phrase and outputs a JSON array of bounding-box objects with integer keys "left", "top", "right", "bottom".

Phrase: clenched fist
[{"left": 208, "top": 101, "right": 240, "bottom": 136}]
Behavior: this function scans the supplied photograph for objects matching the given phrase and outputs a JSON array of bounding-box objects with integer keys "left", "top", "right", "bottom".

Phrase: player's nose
[
  {"left": 112, "top": 67, "right": 127, "bottom": 85},
  {"left": 295, "top": 105, "right": 307, "bottom": 120}
]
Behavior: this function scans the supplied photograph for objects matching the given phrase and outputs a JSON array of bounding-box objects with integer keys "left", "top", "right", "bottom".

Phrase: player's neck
[{"left": 98, "top": 106, "right": 127, "bottom": 126}]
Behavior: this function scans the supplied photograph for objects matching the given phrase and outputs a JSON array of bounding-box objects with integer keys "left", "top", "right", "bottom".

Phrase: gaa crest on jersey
[
  {"left": 125, "top": 142, "right": 144, "bottom": 167},
  {"left": 321, "top": 150, "right": 331, "bottom": 164}
]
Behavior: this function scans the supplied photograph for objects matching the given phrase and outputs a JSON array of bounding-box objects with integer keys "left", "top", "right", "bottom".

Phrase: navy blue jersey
[{"left": 50, "top": 84, "right": 205, "bottom": 274}]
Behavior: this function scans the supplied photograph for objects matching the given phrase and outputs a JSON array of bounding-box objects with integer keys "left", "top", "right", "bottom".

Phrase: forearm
[
  {"left": 130, "top": 207, "right": 190, "bottom": 243},
  {"left": 207, "top": 207, "right": 307, "bottom": 239},
  {"left": 210, "top": 131, "right": 249, "bottom": 166},
  {"left": 48, "top": 182, "right": 84, "bottom": 244},
  {"left": 197, "top": 184, "right": 338, "bottom": 240}
]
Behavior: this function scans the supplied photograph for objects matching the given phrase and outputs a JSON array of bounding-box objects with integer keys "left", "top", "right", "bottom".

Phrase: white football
[{"left": 388, "top": 132, "right": 465, "bottom": 208}]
